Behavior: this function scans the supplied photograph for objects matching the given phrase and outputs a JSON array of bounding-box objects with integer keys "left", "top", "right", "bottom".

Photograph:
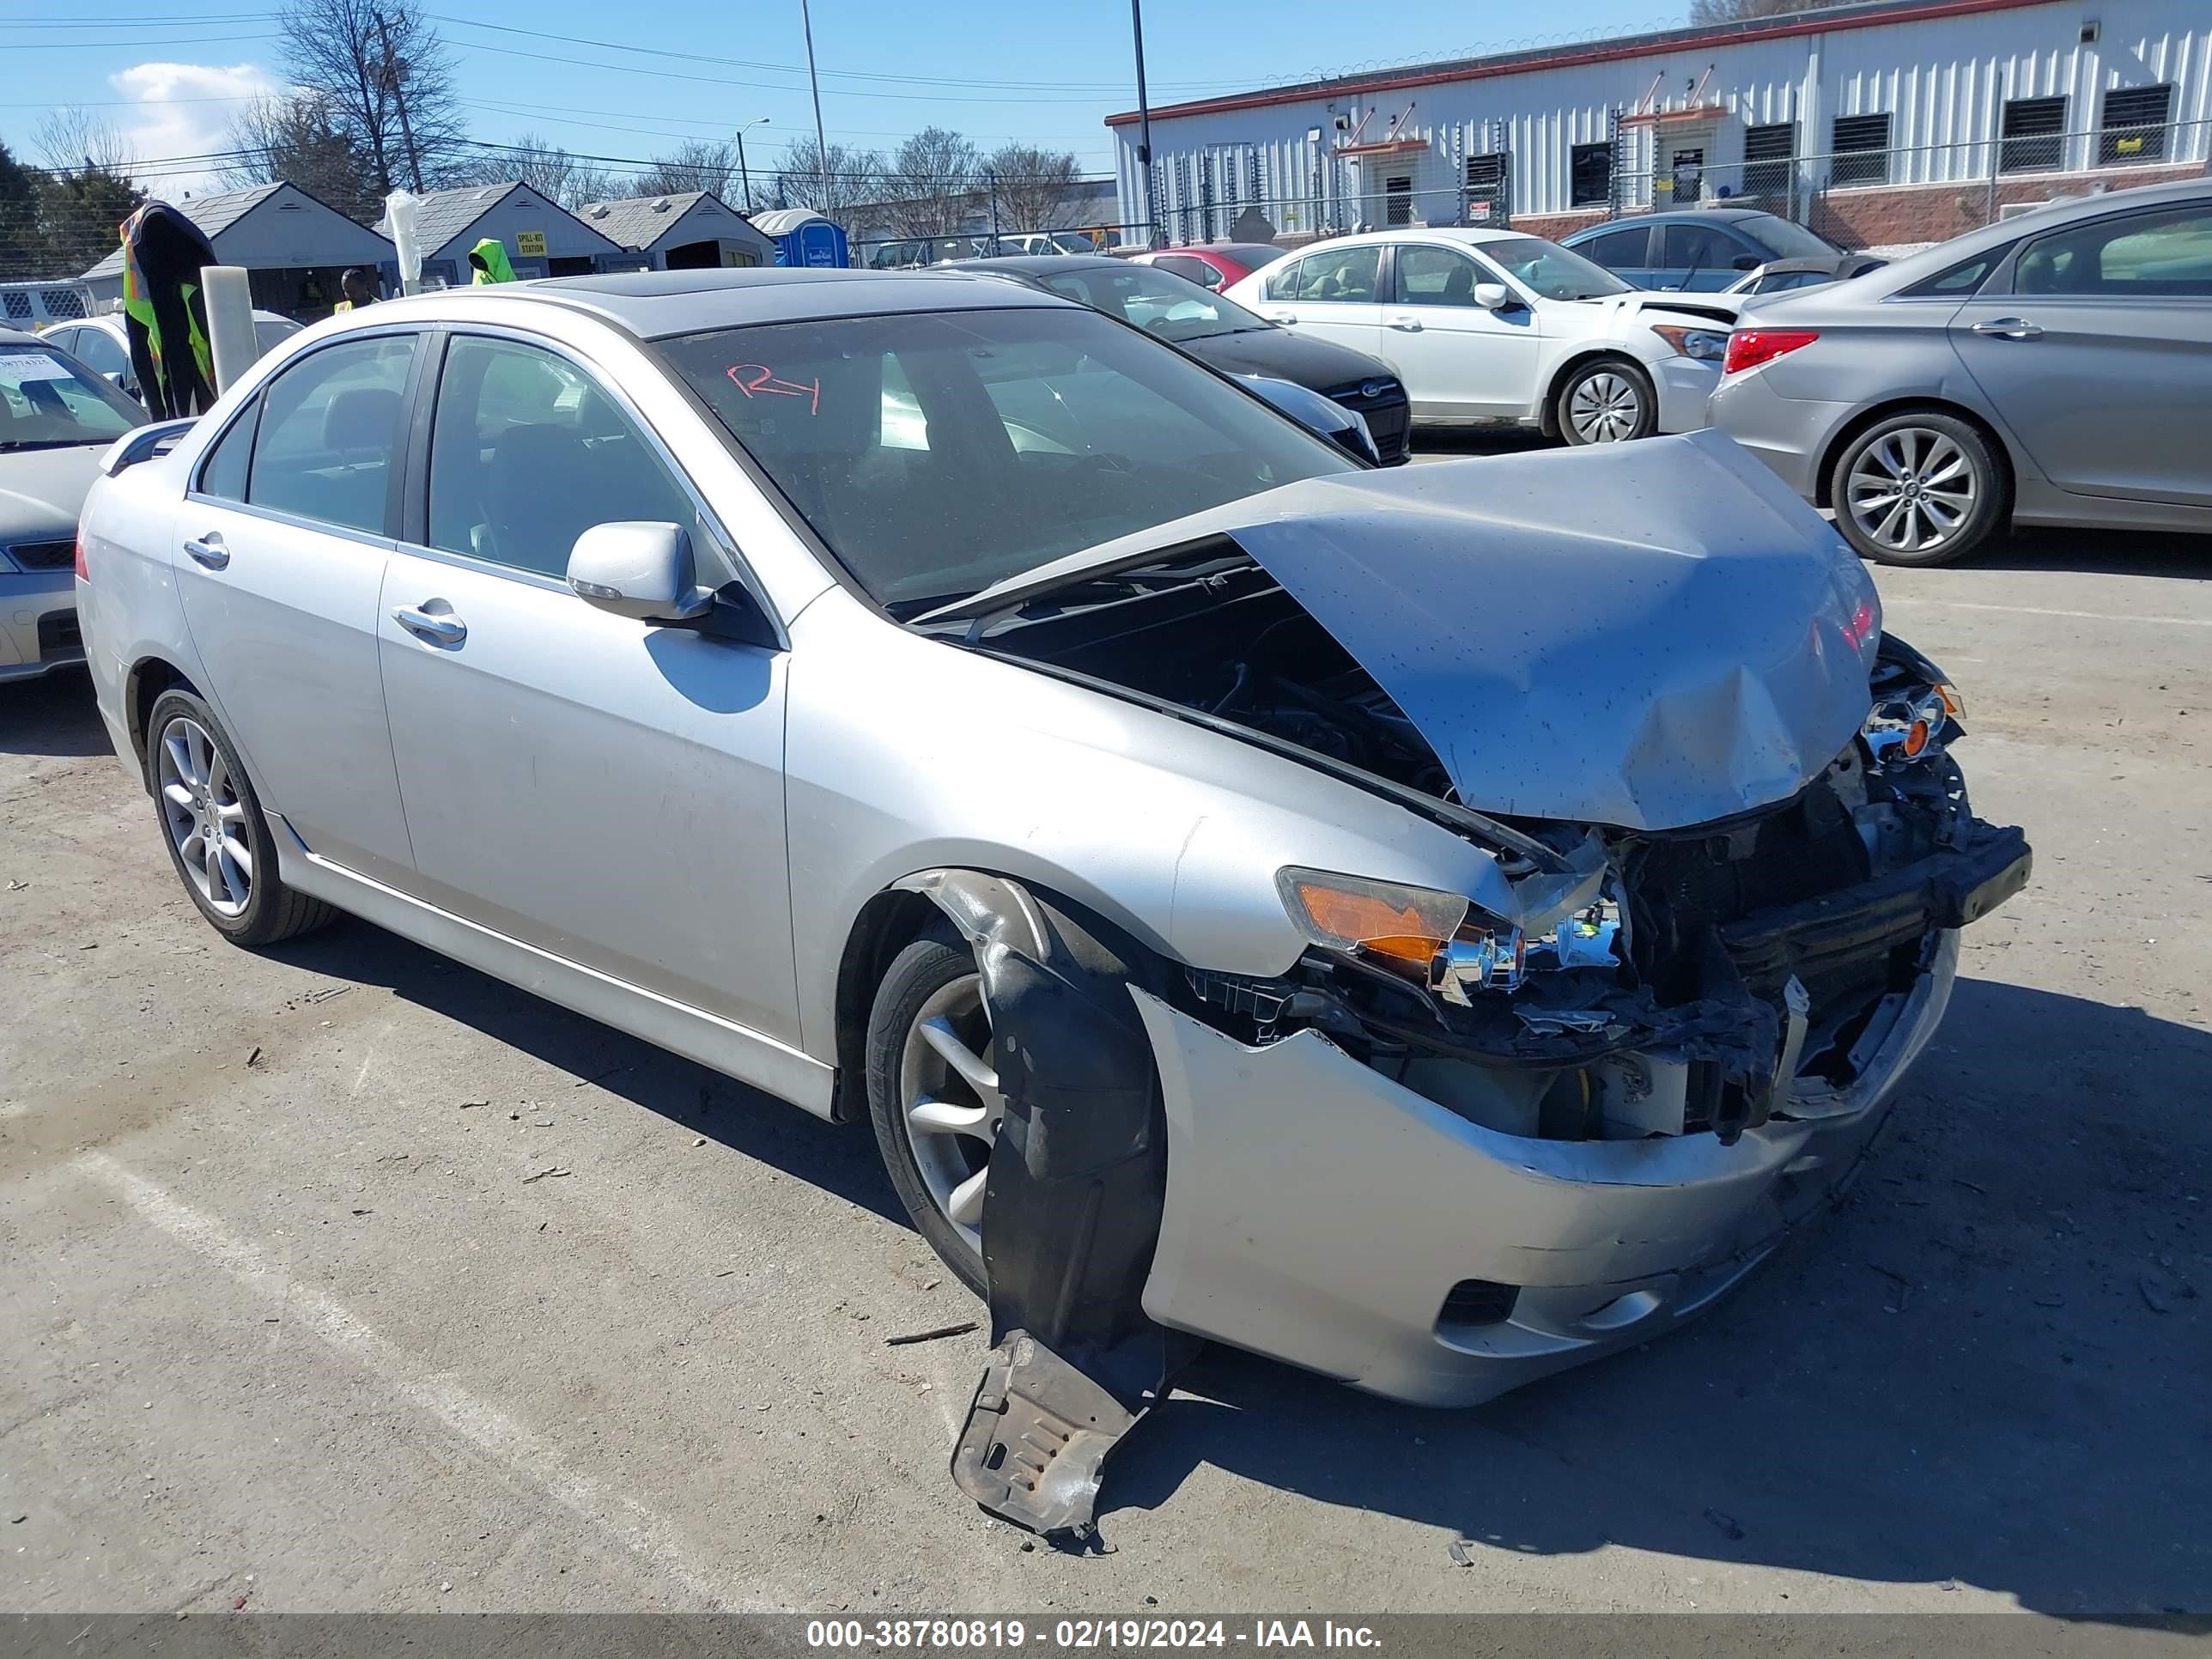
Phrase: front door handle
[
  {"left": 1970, "top": 317, "right": 2044, "bottom": 339},
  {"left": 182, "top": 532, "right": 228, "bottom": 569},
  {"left": 1268, "top": 311, "right": 1297, "bottom": 325},
  {"left": 1388, "top": 315, "right": 1424, "bottom": 331},
  {"left": 392, "top": 605, "right": 466, "bottom": 646}
]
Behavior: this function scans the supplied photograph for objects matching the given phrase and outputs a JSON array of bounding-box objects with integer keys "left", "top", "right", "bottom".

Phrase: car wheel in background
[
  {"left": 1556, "top": 357, "right": 1658, "bottom": 446},
  {"left": 866, "top": 933, "right": 997, "bottom": 1294},
  {"left": 1830, "top": 410, "right": 2005, "bottom": 568},
  {"left": 145, "top": 688, "right": 336, "bottom": 946}
]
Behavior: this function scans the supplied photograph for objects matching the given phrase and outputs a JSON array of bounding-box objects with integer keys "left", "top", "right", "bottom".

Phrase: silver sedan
[
  {"left": 1709, "top": 175, "right": 2212, "bottom": 566},
  {"left": 76, "top": 270, "right": 2027, "bottom": 1534}
]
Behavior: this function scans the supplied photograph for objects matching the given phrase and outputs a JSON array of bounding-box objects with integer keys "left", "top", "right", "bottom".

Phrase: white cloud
[{"left": 106, "top": 61, "right": 280, "bottom": 198}]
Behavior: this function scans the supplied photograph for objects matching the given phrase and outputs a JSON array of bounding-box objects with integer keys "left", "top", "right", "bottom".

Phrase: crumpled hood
[
  {"left": 939, "top": 430, "right": 1881, "bottom": 832},
  {"left": 0, "top": 445, "right": 105, "bottom": 544},
  {"left": 1593, "top": 289, "right": 1742, "bottom": 329}
]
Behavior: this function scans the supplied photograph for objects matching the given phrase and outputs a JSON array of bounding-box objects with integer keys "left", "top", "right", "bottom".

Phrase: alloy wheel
[
  {"left": 1845, "top": 426, "right": 1979, "bottom": 557},
  {"left": 156, "top": 714, "right": 252, "bottom": 917},
  {"left": 895, "top": 973, "right": 1001, "bottom": 1254},
  {"left": 1567, "top": 370, "right": 1644, "bottom": 443}
]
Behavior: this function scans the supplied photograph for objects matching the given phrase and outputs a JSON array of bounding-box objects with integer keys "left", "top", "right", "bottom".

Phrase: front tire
[
  {"left": 1556, "top": 356, "right": 1657, "bottom": 445},
  {"left": 865, "top": 934, "right": 998, "bottom": 1295},
  {"left": 1829, "top": 411, "right": 2005, "bottom": 567},
  {"left": 145, "top": 689, "right": 335, "bottom": 946}
]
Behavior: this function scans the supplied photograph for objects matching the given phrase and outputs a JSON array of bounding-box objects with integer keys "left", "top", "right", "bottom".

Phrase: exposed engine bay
[{"left": 971, "top": 561, "right": 2028, "bottom": 1148}]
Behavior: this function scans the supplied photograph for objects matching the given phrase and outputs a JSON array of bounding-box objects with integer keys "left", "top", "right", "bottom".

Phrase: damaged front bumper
[{"left": 1134, "top": 927, "right": 1961, "bottom": 1407}]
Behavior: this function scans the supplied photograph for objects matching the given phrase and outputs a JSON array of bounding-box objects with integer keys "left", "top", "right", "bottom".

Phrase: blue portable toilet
[{"left": 750, "top": 209, "right": 848, "bottom": 269}]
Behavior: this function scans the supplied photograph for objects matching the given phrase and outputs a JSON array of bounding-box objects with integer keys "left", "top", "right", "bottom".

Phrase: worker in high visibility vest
[
  {"left": 468, "top": 239, "right": 518, "bottom": 284},
  {"left": 332, "top": 268, "right": 380, "bottom": 313},
  {"left": 117, "top": 202, "right": 218, "bottom": 421}
]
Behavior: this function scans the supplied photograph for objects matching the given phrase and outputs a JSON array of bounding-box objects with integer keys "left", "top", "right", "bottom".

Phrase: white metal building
[{"left": 1109, "top": 0, "right": 2212, "bottom": 249}]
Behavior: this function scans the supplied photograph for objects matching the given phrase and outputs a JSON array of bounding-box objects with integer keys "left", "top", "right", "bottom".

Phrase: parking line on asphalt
[
  {"left": 1885, "top": 598, "right": 2212, "bottom": 628},
  {"left": 74, "top": 1151, "right": 779, "bottom": 1610}
]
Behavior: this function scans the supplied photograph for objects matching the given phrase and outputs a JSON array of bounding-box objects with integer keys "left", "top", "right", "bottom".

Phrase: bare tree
[
  {"left": 33, "top": 107, "right": 135, "bottom": 178},
  {"left": 220, "top": 93, "right": 380, "bottom": 218},
  {"left": 626, "top": 140, "right": 742, "bottom": 202},
  {"left": 983, "top": 143, "right": 1082, "bottom": 232},
  {"left": 770, "top": 137, "right": 884, "bottom": 228},
  {"left": 273, "top": 0, "right": 466, "bottom": 194},
  {"left": 881, "top": 125, "right": 980, "bottom": 239},
  {"left": 450, "top": 133, "right": 606, "bottom": 210},
  {"left": 1688, "top": 0, "right": 1849, "bottom": 20}
]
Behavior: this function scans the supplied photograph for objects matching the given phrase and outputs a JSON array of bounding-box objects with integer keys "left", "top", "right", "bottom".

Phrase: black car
[{"left": 945, "top": 255, "right": 1412, "bottom": 465}]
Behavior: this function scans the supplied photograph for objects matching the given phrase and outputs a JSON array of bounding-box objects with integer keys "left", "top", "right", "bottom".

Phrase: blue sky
[{"left": 3, "top": 0, "right": 1686, "bottom": 195}]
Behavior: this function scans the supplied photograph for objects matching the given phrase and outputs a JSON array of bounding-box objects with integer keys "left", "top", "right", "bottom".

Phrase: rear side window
[
  {"left": 1282, "top": 243, "right": 1381, "bottom": 302},
  {"left": 196, "top": 400, "right": 258, "bottom": 501},
  {"left": 2014, "top": 204, "right": 2212, "bottom": 297},
  {"left": 1899, "top": 245, "right": 2014, "bottom": 298},
  {"left": 246, "top": 335, "right": 416, "bottom": 535},
  {"left": 1577, "top": 226, "right": 1650, "bottom": 269},
  {"left": 71, "top": 326, "right": 129, "bottom": 379}
]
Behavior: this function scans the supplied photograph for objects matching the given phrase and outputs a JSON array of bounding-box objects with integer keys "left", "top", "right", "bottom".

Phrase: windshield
[
  {"left": 0, "top": 343, "right": 142, "bottom": 448},
  {"left": 1034, "top": 264, "right": 1271, "bottom": 343},
  {"left": 1753, "top": 216, "right": 1842, "bottom": 258},
  {"left": 658, "top": 305, "right": 1352, "bottom": 610},
  {"left": 1478, "top": 236, "right": 1632, "bottom": 301}
]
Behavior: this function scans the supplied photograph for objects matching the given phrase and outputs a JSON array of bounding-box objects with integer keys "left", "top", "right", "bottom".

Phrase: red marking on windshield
[{"left": 727, "top": 362, "right": 821, "bottom": 416}]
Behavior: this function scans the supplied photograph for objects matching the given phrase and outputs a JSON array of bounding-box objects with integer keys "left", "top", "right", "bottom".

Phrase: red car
[{"left": 1128, "top": 242, "right": 1287, "bottom": 291}]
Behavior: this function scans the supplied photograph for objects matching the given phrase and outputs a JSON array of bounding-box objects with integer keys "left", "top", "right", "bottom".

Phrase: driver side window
[
  {"left": 426, "top": 335, "right": 706, "bottom": 580},
  {"left": 1394, "top": 245, "right": 1485, "bottom": 307}
]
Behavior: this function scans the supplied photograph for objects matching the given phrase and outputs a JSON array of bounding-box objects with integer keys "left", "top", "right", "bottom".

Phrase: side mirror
[
  {"left": 567, "top": 522, "right": 714, "bottom": 623},
  {"left": 1473, "top": 281, "right": 1513, "bottom": 310},
  {"left": 1732, "top": 253, "right": 1760, "bottom": 270}
]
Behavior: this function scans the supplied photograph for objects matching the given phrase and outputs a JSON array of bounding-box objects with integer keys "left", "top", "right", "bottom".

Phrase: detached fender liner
[{"left": 896, "top": 871, "right": 1197, "bottom": 1537}]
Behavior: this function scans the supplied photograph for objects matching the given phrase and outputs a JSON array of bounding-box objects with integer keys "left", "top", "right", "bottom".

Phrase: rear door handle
[
  {"left": 1969, "top": 318, "right": 2044, "bottom": 339},
  {"left": 1388, "top": 316, "right": 1424, "bottom": 331},
  {"left": 182, "top": 532, "right": 228, "bottom": 569},
  {"left": 392, "top": 605, "right": 466, "bottom": 646}
]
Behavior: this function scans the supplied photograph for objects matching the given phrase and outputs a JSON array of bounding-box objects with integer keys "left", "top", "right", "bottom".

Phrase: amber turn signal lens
[
  {"left": 1903, "top": 719, "right": 1930, "bottom": 757},
  {"left": 1277, "top": 868, "right": 1469, "bottom": 967}
]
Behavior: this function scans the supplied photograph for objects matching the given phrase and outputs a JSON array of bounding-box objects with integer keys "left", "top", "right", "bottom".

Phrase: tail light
[
  {"left": 73, "top": 528, "right": 88, "bottom": 581},
  {"left": 1723, "top": 328, "right": 1820, "bottom": 375}
]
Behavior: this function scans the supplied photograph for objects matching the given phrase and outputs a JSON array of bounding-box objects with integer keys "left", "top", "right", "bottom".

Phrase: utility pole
[
  {"left": 373, "top": 10, "right": 424, "bottom": 194},
  {"left": 1131, "top": 0, "right": 1158, "bottom": 246},
  {"left": 735, "top": 116, "right": 769, "bottom": 212},
  {"left": 800, "top": 0, "right": 832, "bottom": 216},
  {"left": 987, "top": 167, "right": 1000, "bottom": 253}
]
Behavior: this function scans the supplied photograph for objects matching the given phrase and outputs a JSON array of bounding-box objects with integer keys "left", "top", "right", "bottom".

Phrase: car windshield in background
[
  {"left": 1753, "top": 216, "right": 1843, "bottom": 259},
  {"left": 1481, "top": 237, "right": 1633, "bottom": 301},
  {"left": 658, "top": 305, "right": 1352, "bottom": 611},
  {"left": 1036, "top": 264, "right": 1272, "bottom": 343},
  {"left": 0, "top": 345, "right": 141, "bottom": 448}
]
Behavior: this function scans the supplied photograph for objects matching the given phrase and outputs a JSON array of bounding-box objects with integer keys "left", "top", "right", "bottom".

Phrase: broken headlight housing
[
  {"left": 1863, "top": 649, "right": 1965, "bottom": 771},
  {"left": 1276, "top": 866, "right": 1622, "bottom": 1006}
]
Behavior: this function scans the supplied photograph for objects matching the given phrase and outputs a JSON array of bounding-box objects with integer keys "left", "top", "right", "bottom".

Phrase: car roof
[
  {"left": 1285, "top": 227, "right": 1534, "bottom": 252},
  {"left": 358, "top": 265, "right": 1071, "bottom": 340},
  {"left": 0, "top": 324, "right": 41, "bottom": 347},
  {"left": 943, "top": 255, "right": 1125, "bottom": 276},
  {"left": 1589, "top": 208, "right": 1773, "bottom": 228},
  {"left": 1844, "top": 173, "right": 2212, "bottom": 295}
]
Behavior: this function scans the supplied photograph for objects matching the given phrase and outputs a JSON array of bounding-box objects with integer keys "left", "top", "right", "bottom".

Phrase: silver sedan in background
[
  {"left": 1710, "top": 175, "right": 2212, "bottom": 565},
  {"left": 75, "top": 270, "right": 2027, "bottom": 1535}
]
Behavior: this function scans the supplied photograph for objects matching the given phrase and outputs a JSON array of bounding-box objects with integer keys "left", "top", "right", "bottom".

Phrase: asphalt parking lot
[{"left": 3, "top": 434, "right": 2208, "bottom": 1620}]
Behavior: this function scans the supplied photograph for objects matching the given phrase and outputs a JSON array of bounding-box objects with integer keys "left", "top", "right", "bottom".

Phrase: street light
[{"left": 734, "top": 116, "right": 770, "bottom": 212}]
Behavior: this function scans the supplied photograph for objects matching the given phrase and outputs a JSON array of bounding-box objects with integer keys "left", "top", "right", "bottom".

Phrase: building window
[
  {"left": 1570, "top": 142, "right": 1612, "bottom": 208},
  {"left": 1384, "top": 175, "right": 1413, "bottom": 226},
  {"left": 2100, "top": 84, "right": 2172, "bottom": 165},
  {"left": 1743, "top": 121, "right": 1796, "bottom": 198},
  {"left": 2000, "top": 96, "right": 2067, "bottom": 173},
  {"left": 1830, "top": 112, "right": 1892, "bottom": 188}
]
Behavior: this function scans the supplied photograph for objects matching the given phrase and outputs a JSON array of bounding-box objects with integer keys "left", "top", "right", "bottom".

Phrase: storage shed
[
  {"left": 79, "top": 181, "right": 394, "bottom": 319},
  {"left": 375, "top": 182, "right": 624, "bottom": 287},
  {"left": 575, "top": 191, "right": 775, "bottom": 270}
]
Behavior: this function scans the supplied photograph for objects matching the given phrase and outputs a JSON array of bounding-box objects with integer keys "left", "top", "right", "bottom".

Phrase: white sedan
[{"left": 1222, "top": 228, "right": 1739, "bottom": 445}]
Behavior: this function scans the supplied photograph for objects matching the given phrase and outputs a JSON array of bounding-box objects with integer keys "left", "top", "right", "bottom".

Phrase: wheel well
[
  {"left": 1812, "top": 398, "right": 2014, "bottom": 513},
  {"left": 830, "top": 889, "right": 948, "bottom": 1122},
  {"left": 1539, "top": 349, "right": 1645, "bottom": 438},
  {"left": 126, "top": 659, "right": 198, "bottom": 788}
]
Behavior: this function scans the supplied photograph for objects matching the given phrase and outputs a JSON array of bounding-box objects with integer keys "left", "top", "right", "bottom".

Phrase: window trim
[
  {"left": 404, "top": 320, "right": 787, "bottom": 646},
  {"left": 183, "top": 325, "right": 428, "bottom": 546}
]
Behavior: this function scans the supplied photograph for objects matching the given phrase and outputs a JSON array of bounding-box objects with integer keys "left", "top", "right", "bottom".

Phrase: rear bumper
[
  {"left": 0, "top": 570, "right": 82, "bottom": 683},
  {"left": 1707, "top": 369, "right": 1859, "bottom": 501},
  {"left": 1135, "top": 899, "right": 1974, "bottom": 1405}
]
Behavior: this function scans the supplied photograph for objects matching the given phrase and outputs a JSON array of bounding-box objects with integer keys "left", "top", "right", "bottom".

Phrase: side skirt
[{"left": 278, "top": 828, "right": 836, "bottom": 1119}]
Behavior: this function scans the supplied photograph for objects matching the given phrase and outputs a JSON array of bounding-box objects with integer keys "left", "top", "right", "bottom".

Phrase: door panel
[
  {"left": 377, "top": 554, "right": 799, "bottom": 1041},
  {"left": 1952, "top": 204, "right": 2212, "bottom": 506},
  {"left": 1383, "top": 243, "right": 1540, "bottom": 417},
  {"left": 1257, "top": 242, "right": 1386, "bottom": 361},
  {"left": 173, "top": 337, "right": 418, "bottom": 884}
]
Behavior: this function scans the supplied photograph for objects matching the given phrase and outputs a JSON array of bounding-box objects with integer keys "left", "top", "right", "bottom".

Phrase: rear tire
[
  {"left": 145, "top": 689, "right": 336, "bottom": 946},
  {"left": 1828, "top": 410, "right": 2005, "bottom": 567},
  {"left": 1556, "top": 356, "right": 1658, "bottom": 445}
]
